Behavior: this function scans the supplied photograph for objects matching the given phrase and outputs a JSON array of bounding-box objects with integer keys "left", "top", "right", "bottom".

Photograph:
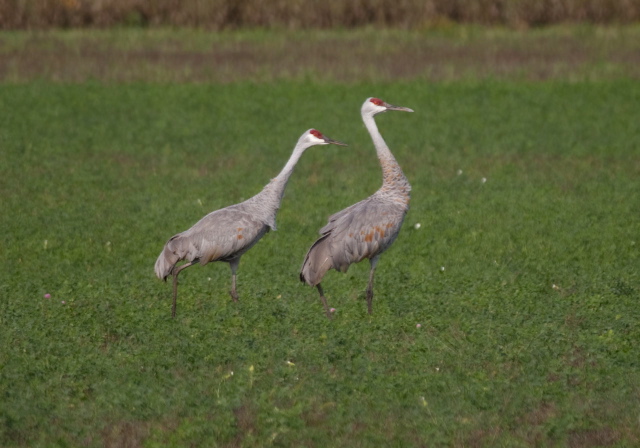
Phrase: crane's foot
[
  {"left": 366, "top": 288, "right": 374, "bottom": 315},
  {"left": 321, "top": 298, "right": 332, "bottom": 320},
  {"left": 317, "top": 284, "right": 332, "bottom": 320}
]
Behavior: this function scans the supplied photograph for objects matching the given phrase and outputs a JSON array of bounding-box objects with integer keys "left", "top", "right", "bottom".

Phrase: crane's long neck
[
  {"left": 269, "top": 141, "right": 308, "bottom": 200},
  {"left": 250, "top": 140, "right": 310, "bottom": 229},
  {"left": 363, "top": 113, "right": 411, "bottom": 198}
]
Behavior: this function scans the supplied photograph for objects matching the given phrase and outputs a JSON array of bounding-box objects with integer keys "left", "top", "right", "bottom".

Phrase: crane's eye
[
  {"left": 370, "top": 98, "right": 383, "bottom": 106},
  {"left": 310, "top": 129, "right": 322, "bottom": 139}
]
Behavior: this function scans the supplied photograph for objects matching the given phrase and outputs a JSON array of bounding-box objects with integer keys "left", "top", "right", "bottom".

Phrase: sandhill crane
[
  {"left": 300, "top": 98, "right": 413, "bottom": 318},
  {"left": 156, "top": 129, "right": 347, "bottom": 318}
]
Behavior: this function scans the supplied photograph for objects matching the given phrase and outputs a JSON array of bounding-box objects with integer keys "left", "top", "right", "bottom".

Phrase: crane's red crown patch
[
  {"left": 310, "top": 129, "right": 322, "bottom": 138},
  {"left": 370, "top": 98, "right": 383, "bottom": 106}
]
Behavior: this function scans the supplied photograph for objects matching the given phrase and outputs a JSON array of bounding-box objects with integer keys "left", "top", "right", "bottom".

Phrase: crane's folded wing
[
  {"left": 321, "top": 197, "right": 407, "bottom": 271},
  {"left": 180, "top": 207, "right": 269, "bottom": 264}
]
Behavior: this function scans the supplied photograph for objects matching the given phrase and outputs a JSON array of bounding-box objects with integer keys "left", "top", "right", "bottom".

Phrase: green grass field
[{"left": 1, "top": 29, "right": 640, "bottom": 447}]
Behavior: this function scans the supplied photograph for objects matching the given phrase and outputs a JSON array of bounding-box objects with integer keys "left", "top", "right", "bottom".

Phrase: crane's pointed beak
[
  {"left": 384, "top": 102, "right": 414, "bottom": 113},
  {"left": 324, "top": 136, "right": 348, "bottom": 146}
]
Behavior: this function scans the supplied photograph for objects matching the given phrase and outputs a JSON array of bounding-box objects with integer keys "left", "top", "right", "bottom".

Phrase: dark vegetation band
[{"left": 2, "top": 0, "right": 640, "bottom": 29}]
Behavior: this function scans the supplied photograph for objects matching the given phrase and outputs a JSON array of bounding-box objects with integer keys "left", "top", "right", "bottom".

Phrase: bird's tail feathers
[
  {"left": 154, "top": 233, "right": 190, "bottom": 280},
  {"left": 300, "top": 236, "right": 334, "bottom": 286}
]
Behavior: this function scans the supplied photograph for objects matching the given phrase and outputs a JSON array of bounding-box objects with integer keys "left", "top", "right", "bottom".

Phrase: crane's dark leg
[
  {"left": 365, "top": 256, "right": 380, "bottom": 315},
  {"left": 229, "top": 258, "right": 240, "bottom": 302},
  {"left": 316, "top": 284, "right": 332, "bottom": 319},
  {"left": 171, "top": 261, "right": 196, "bottom": 318}
]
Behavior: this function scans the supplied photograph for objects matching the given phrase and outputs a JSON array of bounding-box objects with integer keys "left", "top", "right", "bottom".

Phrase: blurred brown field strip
[
  {"left": 1, "top": 0, "right": 640, "bottom": 29},
  {"left": 1, "top": 27, "right": 639, "bottom": 82}
]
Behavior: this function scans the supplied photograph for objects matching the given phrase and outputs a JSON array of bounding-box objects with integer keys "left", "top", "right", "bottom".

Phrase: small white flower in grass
[
  {"left": 435, "top": 367, "right": 440, "bottom": 372},
  {"left": 481, "top": 177, "right": 487, "bottom": 184},
  {"left": 440, "top": 266, "right": 445, "bottom": 272},
  {"left": 197, "top": 198, "right": 203, "bottom": 207},
  {"left": 414, "top": 223, "right": 421, "bottom": 230},
  {"left": 552, "top": 284, "right": 559, "bottom": 290},
  {"left": 61, "top": 301, "right": 66, "bottom": 304},
  {"left": 43, "top": 240, "right": 48, "bottom": 250},
  {"left": 457, "top": 169, "right": 463, "bottom": 175},
  {"left": 44, "top": 293, "right": 51, "bottom": 299},
  {"left": 330, "top": 308, "right": 336, "bottom": 313},
  {"left": 285, "top": 360, "right": 295, "bottom": 366},
  {"left": 416, "top": 323, "right": 422, "bottom": 328},
  {"left": 208, "top": 277, "right": 211, "bottom": 281}
]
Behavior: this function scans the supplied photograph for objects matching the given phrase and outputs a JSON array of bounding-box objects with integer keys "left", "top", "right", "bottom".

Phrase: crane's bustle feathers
[{"left": 299, "top": 235, "right": 333, "bottom": 286}]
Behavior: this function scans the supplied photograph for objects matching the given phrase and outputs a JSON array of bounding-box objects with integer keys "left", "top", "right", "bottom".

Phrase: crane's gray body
[
  {"left": 155, "top": 180, "right": 283, "bottom": 281},
  {"left": 300, "top": 178, "right": 410, "bottom": 286},
  {"left": 300, "top": 98, "right": 412, "bottom": 315}
]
